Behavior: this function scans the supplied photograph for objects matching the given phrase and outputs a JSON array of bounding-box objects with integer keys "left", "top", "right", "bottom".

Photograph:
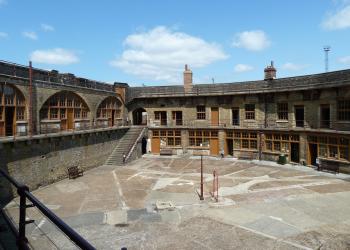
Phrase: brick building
[{"left": 1, "top": 60, "right": 349, "bottom": 170}]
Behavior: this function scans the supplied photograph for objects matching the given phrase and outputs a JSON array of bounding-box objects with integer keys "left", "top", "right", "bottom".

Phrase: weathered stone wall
[{"left": 0, "top": 128, "right": 128, "bottom": 204}]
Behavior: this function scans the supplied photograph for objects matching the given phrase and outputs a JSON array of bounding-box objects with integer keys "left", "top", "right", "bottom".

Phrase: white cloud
[
  {"left": 234, "top": 64, "right": 254, "bottom": 73},
  {"left": 0, "top": 32, "right": 8, "bottom": 39},
  {"left": 22, "top": 31, "right": 38, "bottom": 40},
  {"left": 232, "top": 30, "right": 271, "bottom": 51},
  {"left": 110, "top": 26, "right": 228, "bottom": 82},
  {"left": 281, "top": 62, "right": 309, "bottom": 71},
  {"left": 30, "top": 48, "right": 79, "bottom": 65},
  {"left": 322, "top": 5, "right": 350, "bottom": 30},
  {"left": 41, "top": 23, "right": 54, "bottom": 32},
  {"left": 338, "top": 56, "right": 350, "bottom": 64}
]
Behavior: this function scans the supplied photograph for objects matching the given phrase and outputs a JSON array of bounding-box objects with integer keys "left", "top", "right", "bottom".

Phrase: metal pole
[
  {"left": 200, "top": 155, "right": 204, "bottom": 200},
  {"left": 29, "top": 61, "right": 33, "bottom": 137}
]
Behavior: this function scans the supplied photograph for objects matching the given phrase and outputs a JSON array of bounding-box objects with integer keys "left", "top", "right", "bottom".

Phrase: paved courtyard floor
[{"left": 4, "top": 156, "right": 350, "bottom": 249}]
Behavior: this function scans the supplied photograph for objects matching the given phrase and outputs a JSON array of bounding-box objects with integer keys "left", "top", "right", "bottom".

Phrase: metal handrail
[{"left": 0, "top": 169, "right": 96, "bottom": 250}]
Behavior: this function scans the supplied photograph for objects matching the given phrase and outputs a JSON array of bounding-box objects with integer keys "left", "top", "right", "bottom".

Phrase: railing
[
  {"left": 0, "top": 60, "right": 115, "bottom": 93},
  {"left": 125, "top": 127, "right": 147, "bottom": 163},
  {"left": 0, "top": 169, "right": 95, "bottom": 250},
  {"left": 146, "top": 118, "right": 346, "bottom": 131}
]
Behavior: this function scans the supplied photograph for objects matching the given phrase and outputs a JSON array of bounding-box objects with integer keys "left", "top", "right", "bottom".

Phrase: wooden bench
[
  {"left": 67, "top": 166, "right": 84, "bottom": 179},
  {"left": 160, "top": 148, "right": 173, "bottom": 155},
  {"left": 317, "top": 159, "right": 339, "bottom": 174},
  {"left": 238, "top": 151, "right": 254, "bottom": 160}
]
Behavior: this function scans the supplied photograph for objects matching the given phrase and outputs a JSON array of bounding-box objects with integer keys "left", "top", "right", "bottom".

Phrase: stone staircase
[{"left": 105, "top": 126, "right": 145, "bottom": 166}]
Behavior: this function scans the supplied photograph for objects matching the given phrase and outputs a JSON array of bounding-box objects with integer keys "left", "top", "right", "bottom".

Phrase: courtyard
[{"left": 4, "top": 156, "right": 350, "bottom": 249}]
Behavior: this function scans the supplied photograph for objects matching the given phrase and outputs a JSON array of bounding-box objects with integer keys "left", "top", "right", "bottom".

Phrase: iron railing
[
  {"left": 0, "top": 169, "right": 96, "bottom": 249},
  {"left": 0, "top": 60, "right": 115, "bottom": 93},
  {"left": 146, "top": 118, "right": 346, "bottom": 131}
]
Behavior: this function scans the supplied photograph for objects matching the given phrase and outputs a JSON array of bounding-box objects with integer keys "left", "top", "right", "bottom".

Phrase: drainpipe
[{"left": 29, "top": 61, "right": 33, "bottom": 137}]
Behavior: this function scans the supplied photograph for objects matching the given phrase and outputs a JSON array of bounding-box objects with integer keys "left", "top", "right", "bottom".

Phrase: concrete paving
[{"left": 4, "top": 156, "right": 350, "bottom": 249}]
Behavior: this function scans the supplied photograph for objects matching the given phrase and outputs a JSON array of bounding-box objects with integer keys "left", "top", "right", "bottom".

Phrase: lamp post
[{"left": 200, "top": 155, "right": 204, "bottom": 200}]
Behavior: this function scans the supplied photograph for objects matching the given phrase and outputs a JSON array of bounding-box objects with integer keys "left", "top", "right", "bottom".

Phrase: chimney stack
[
  {"left": 264, "top": 61, "right": 277, "bottom": 80},
  {"left": 184, "top": 64, "right": 193, "bottom": 93}
]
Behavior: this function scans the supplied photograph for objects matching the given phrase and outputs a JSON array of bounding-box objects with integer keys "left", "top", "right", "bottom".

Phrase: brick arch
[
  {"left": 39, "top": 90, "right": 91, "bottom": 133},
  {"left": 0, "top": 83, "right": 27, "bottom": 136},
  {"left": 96, "top": 96, "right": 123, "bottom": 128}
]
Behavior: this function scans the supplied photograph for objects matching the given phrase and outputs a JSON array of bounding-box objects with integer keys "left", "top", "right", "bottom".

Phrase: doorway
[
  {"left": 232, "top": 108, "right": 239, "bottom": 126},
  {"left": 295, "top": 106, "right": 304, "bottom": 127},
  {"left": 67, "top": 109, "right": 74, "bottom": 130},
  {"left": 133, "top": 108, "right": 147, "bottom": 125},
  {"left": 111, "top": 110, "right": 115, "bottom": 127},
  {"left": 5, "top": 107, "right": 15, "bottom": 136},
  {"left": 320, "top": 105, "right": 330, "bottom": 128},
  {"left": 210, "top": 138, "right": 219, "bottom": 156},
  {"left": 151, "top": 137, "right": 160, "bottom": 154},
  {"left": 142, "top": 137, "right": 147, "bottom": 154},
  {"left": 290, "top": 143, "right": 299, "bottom": 163},
  {"left": 226, "top": 139, "right": 233, "bottom": 156},
  {"left": 211, "top": 107, "right": 219, "bottom": 126},
  {"left": 309, "top": 143, "right": 318, "bottom": 166}
]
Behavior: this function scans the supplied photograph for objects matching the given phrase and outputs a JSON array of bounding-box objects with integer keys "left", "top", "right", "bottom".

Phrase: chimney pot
[
  {"left": 264, "top": 61, "right": 277, "bottom": 80},
  {"left": 184, "top": 64, "right": 193, "bottom": 93}
]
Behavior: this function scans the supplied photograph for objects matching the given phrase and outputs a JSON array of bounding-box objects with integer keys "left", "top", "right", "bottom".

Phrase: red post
[{"left": 200, "top": 155, "right": 204, "bottom": 200}]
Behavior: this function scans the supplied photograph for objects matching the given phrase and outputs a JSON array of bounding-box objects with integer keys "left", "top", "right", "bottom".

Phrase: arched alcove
[
  {"left": 0, "top": 84, "right": 26, "bottom": 136},
  {"left": 96, "top": 96, "right": 122, "bottom": 128},
  {"left": 39, "top": 91, "right": 90, "bottom": 133}
]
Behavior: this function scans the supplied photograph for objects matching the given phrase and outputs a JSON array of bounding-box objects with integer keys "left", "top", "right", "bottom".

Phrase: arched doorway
[
  {"left": 96, "top": 96, "right": 122, "bottom": 128},
  {"left": 0, "top": 84, "right": 26, "bottom": 137},
  {"left": 39, "top": 91, "right": 90, "bottom": 133},
  {"left": 132, "top": 108, "right": 147, "bottom": 125}
]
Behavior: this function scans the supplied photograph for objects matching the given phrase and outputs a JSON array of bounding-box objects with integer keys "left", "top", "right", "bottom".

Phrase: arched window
[
  {"left": 40, "top": 91, "right": 89, "bottom": 133},
  {"left": 96, "top": 96, "right": 122, "bottom": 127},
  {"left": 0, "top": 84, "right": 26, "bottom": 136}
]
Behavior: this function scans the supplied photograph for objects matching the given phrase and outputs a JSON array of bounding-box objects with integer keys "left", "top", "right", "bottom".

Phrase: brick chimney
[
  {"left": 184, "top": 64, "right": 193, "bottom": 93},
  {"left": 264, "top": 61, "right": 277, "bottom": 80}
]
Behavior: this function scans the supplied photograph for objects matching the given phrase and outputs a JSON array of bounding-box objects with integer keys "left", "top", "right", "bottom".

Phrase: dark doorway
[
  {"left": 232, "top": 108, "right": 239, "bottom": 126},
  {"left": 309, "top": 143, "right": 318, "bottom": 166},
  {"left": 295, "top": 106, "right": 304, "bottom": 127},
  {"left": 320, "top": 104, "right": 330, "bottom": 128},
  {"left": 172, "top": 111, "right": 183, "bottom": 125},
  {"left": 226, "top": 139, "right": 233, "bottom": 156},
  {"left": 142, "top": 137, "right": 147, "bottom": 154},
  {"left": 290, "top": 143, "right": 299, "bottom": 163},
  {"left": 133, "top": 108, "right": 147, "bottom": 125},
  {"left": 5, "top": 107, "right": 14, "bottom": 136},
  {"left": 111, "top": 110, "right": 115, "bottom": 126}
]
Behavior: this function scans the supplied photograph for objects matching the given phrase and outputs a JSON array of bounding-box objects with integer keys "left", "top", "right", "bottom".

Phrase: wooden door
[
  {"left": 211, "top": 107, "right": 219, "bottom": 126},
  {"left": 210, "top": 138, "right": 219, "bottom": 156},
  {"left": 67, "top": 109, "right": 74, "bottom": 130},
  {"left": 151, "top": 138, "right": 160, "bottom": 154}
]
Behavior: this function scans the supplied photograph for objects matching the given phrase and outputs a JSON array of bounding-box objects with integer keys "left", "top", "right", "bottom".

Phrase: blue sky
[{"left": 0, "top": 0, "right": 349, "bottom": 86}]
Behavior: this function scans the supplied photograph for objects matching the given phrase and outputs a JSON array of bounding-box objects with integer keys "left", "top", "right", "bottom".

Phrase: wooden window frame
[
  {"left": 264, "top": 133, "right": 299, "bottom": 153},
  {"left": 308, "top": 135, "right": 350, "bottom": 161},
  {"left": 152, "top": 129, "right": 181, "bottom": 147},
  {"left": 196, "top": 106, "right": 206, "bottom": 120},
  {"left": 277, "top": 103, "right": 288, "bottom": 120},
  {"left": 227, "top": 130, "right": 258, "bottom": 150},
  {"left": 245, "top": 104, "right": 255, "bottom": 120},
  {"left": 189, "top": 130, "right": 218, "bottom": 147},
  {"left": 337, "top": 100, "right": 350, "bottom": 121}
]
